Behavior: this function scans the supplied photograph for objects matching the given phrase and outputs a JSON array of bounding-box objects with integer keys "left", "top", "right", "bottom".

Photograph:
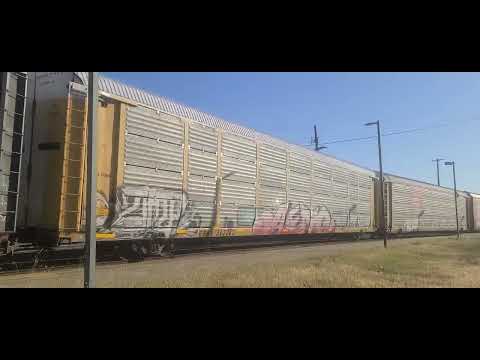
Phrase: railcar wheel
[{"left": 117, "top": 241, "right": 145, "bottom": 262}]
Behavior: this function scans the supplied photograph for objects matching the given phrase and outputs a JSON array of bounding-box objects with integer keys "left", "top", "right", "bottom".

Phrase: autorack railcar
[
  {"left": 9, "top": 72, "right": 478, "bottom": 255},
  {"left": 17, "top": 72, "right": 378, "bottom": 248}
]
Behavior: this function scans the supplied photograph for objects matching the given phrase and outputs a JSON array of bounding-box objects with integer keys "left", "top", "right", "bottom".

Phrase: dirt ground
[{"left": 1, "top": 234, "right": 479, "bottom": 288}]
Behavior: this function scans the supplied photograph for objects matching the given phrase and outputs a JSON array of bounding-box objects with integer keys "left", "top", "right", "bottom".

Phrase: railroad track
[{"left": 0, "top": 231, "right": 467, "bottom": 277}]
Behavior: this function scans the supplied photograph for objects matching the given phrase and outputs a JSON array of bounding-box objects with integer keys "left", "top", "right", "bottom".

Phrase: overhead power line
[{"left": 301, "top": 123, "right": 449, "bottom": 147}]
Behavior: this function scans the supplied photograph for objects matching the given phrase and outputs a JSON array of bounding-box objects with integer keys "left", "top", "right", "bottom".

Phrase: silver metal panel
[
  {"left": 125, "top": 134, "right": 183, "bottom": 172},
  {"left": 187, "top": 175, "right": 217, "bottom": 201},
  {"left": 472, "top": 196, "right": 480, "bottom": 231},
  {"left": 222, "top": 156, "right": 256, "bottom": 184},
  {"left": 289, "top": 152, "right": 311, "bottom": 175},
  {"left": 221, "top": 180, "right": 256, "bottom": 205},
  {"left": 189, "top": 122, "right": 217, "bottom": 153},
  {"left": 312, "top": 177, "right": 332, "bottom": 197},
  {"left": 220, "top": 204, "right": 255, "bottom": 227},
  {"left": 124, "top": 165, "right": 183, "bottom": 191},
  {"left": 310, "top": 172, "right": 373, "bottom": 229},
  {"left": 181, "top": 200, "right": 215, "bottom": 228},
  {"left": 288, "top": 190, "right": 311, "bottom": 205},
  {"left": 222, "top": 133, "right": 256, "bottom": 162},
  {"left": 110, "top": 187, "right": 183, "bottom": 236},
  {"left": 313, "top": 161, "right": 332, "bottom": 178},
  {"left": 333, "top": 180, "right": 348, "bottom": 199},
  {"left": 77, "top": 73, "right": 377, "bottom": 178},
  {"left": 189, "top": 149, "right": 217, "bottom": 177},
  {"left": 289, "top": 171, "right": 311, "bottom": 193},
  {"left": 284, "top": 204, "right": 310, "bottom": 233},
  {"left": 259, "top": 164, "right": 287, "bottom": 189},
  {"left": 126, "top": 106, "right": 184, "bottom": 145},
  {"left": 390, "top": 181, "right": 468, "bottom": 232},
  {"left": 257, "top": 186, "right": 287, "bottom": 207},
  {"left": 259, "top": 143, "right": 286, "bottom": 169}
]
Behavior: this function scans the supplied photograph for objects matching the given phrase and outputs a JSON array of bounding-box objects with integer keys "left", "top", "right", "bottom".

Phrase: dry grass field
[{"left": 1, "top": 234, "right": 479, "bottom": 288}]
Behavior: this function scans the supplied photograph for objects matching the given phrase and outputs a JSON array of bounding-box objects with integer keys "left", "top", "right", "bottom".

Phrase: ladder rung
[
  {"left": 1, "top": 129, "right": 24, "bottom": 137},
  {"left": 63, "top": 193, "right": 81, "bottom": 197},
  {"left": 0, "top": 90, "right": 28, "bottom": 100},
  {"left": 65, "top": 158, "right": 81, "bottom": 162},
  {"left": 1, "top": 108, "right": 26, "bottom": 119},
  {"left": 62, "top": 175, "right": 81, "bottom": 179},
  {"left": 69, "top": 125, "right": 85, "bottom": 130},
  {"left": 0, "top": 190, "right": 18, "bottom": 195},
  {"left": 0, "top": 210, "right": 16, "bottom": 214},
  {"left": 66, "top": 142, "right": 84, "bottom": 146},
  {"left": 0, "top": 170, "right": 20, "bottom": 175},
  {"left": 0, "top": 149, "right": 21, "bottom": 156},
  {"left": 61, "top": 210, "right": 80, "bottom": 213},
  {"left": 67, "top": 107, "right": 86, "bottom": 113}
]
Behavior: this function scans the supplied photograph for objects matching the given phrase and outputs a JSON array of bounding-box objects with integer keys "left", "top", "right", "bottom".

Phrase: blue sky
[{"left": 104, "top": 72, "right": 479, "bottom": 193}]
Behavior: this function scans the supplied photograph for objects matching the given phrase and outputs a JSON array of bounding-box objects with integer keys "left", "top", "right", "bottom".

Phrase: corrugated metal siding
[
  {"left": 111, "top": 187, "right": 183, "bottom": 230},
  {"left": 222, "top": 156, "right": 256, "bottom": 184},
  {"left": 219, "top": 133, "right": 257, "bottom": 227},
  {"left": 222, "top": 133, "right": 256, "bottom": 162},
  {"left": 119, "top": 89, "right": 377, "bottom": 234},
  {"left": 288, "top": 152, "right": 311, "bottom": 203},
  {"left": 187, "top": 121, "right": 218, "bottom": 214},
  {"left": 187, "top": 175, "right": 216, "bottom": 201},
  {"left": 257, "top": 186, "right": 287, "bottom": 208},
  {"left": 125, "top": 107, "right": 184, "bottom": 191},
  {"left": 220, "top": 179, "right": 256, "bottom": 227},
  {"left": 76, "top": 73, "right": 376, "bottom": 178},
  {"left": 189, "top": 122, "right": 217, "bottom": 153},
  {"left": 472, "top": 195, "right": 480, "bottom": 231},
  {"left": 221, "top": 180, "right": 256, "bottom": 205},
  {"left": 124, "top": 166, "right": 183, "bottom": 191},
  {"left": 310, "top": 161, "right": 373, "bottom": 229},
  {"left": 289, "top": 172, "right": 311, "bottom": 193},
  {"left": 220, "top": 204, "right": 255, "bottom": 227},
  {"left": 181, "top": 200, "right": 215, "bottom": 228},
  {"left": 126, "top": 106, "right": 183, "bottom": 145},
  {"left": 389, "top": 181, "right": 468, "bottom": 232}
]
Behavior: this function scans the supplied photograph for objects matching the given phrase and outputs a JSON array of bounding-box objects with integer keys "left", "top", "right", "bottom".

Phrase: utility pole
[
  {"left": 313, "top": 125, "right": 327, "bottom": 151},
  {"left": 432, "top": 158, "right": 444, "bottom": 186},
  {"left": 365, "top": 121, "right": 387, "bottom": 248},
  {"left": 314, "top": 125, "right": 319, "bottom": 151},
  {"left": 85, "top": 72, "right": 98, "bottom": 288},
  {"left": 445, "top": 161, "right": 460, "bottom": 239}
]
